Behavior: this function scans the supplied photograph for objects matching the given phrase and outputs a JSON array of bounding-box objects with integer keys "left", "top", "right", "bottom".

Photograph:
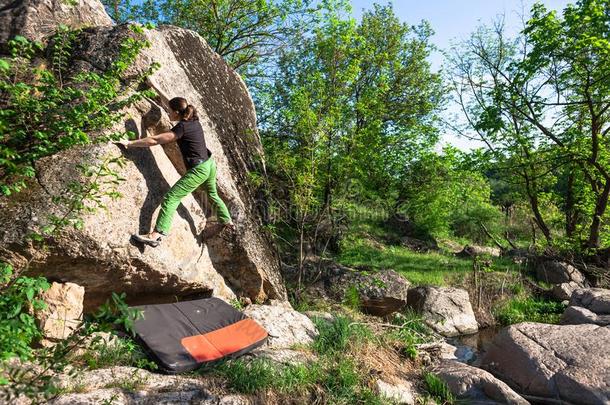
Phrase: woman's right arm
[{"left": 119, "top": 131, "right": 178, "bottom": 149}]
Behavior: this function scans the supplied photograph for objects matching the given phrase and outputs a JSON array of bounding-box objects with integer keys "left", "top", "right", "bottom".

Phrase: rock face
[
  {"left": 432, "top": 359, "right": 529, "bottom": 405},
  {"left": 561, "top": 288, "right": 610, "bottom": 326},
  {"left": 49, "top": 366, "right": 250, "bottom": 405},
  {"left": 376, "top": 379, "right": 416, "bottom": 405},
  {"left": 243, "top": 303, "right": 318, "bottom": 348},
  {"left": 552, "top": 281, "right": 581, "bottom": 301},
  {"left": 0, "top": 0, "right": 112, "bottom": 48},
  {"left": 570, "top": 288, "right": 610, "bottom": 314},
  {"left": 36, "top": 282, "right": 84, "bottom": 345},
  {"left": 0, "top": 4, "right": 286, "bottom": 309},
  {"left": 407, "top": 287, "right": 478, "bottom": 337},
  {"left": 536, "top": 260, "right": 586, "bottom": 285},
  {"left": 482, "top": 323, "right": 610, "bottom": 405}
]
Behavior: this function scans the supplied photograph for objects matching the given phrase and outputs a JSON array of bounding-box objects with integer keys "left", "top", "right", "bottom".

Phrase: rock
[
  {"left": 303, "top": 311, "right": 334, "bottom": 323},
  {"left": 536, "top": 260, "right": 586, "bottom": 285},
  {"left": 336, "top": 269, "right": 411, "bottom": 316},
  {"left": 560, "top": 306, "right": 610, "bottom": 326},
  {"left": 457, "top": 245, "right": 501, "bottom": 258},
  {"left": 243, "top": 304, "right": 318, "bottom": 348},
  {"left": 482, "top": 323, "right": 610, "bottom": 404},
  {"left": 376, "top": 379, "right": 416, "bottom": 404},
  {"left": 432, "top": 359, "right": 529, "bottom": 404},
  {"left": 407, "top": 287, "right": 478, "bottom": 337},
  {"left": 399, "top": 236, "right": 437, "bottom": 252},
  {"left": 254, "top": 348, "right": 316, "bottom": 365},
  {"left": 570, "top": 288, "right": 610, "bottom": 314},
  {"left": 552, "top": 281, "right": 581, "bottom": 301},
  {"left": 0, "top": 0, "right": 112, "bottom": 49},
  {"left": 49, "top": 366, "right": 251, "bottom": 404},
  {"left": 36, "top": 282, "right": 84, "bottom": 345},
  {"left": 0, "top": 15, "right": 286, "bottom": 309}
]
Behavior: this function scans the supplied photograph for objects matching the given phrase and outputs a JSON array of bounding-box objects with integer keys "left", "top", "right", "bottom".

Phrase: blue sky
[{"left": 349, "top": 0, "right": 574, "bottom": 149}]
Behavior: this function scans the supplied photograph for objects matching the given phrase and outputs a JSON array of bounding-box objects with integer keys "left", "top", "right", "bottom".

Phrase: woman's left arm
[{"left": 119, "top": 131, "right": 178, "bottom": 149}]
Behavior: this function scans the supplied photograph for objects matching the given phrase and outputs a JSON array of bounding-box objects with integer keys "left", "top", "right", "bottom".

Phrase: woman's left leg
[{"left": 154, "top": 161, "right": 212, "bottom": 235}]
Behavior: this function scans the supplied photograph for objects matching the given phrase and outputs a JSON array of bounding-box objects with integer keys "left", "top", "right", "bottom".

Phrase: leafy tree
[
  {"left": 105, "top": 0, "right": 315, "bottom": 73},
  {"left": 450, "top": 0, "right": 610, "bottom": 250}
]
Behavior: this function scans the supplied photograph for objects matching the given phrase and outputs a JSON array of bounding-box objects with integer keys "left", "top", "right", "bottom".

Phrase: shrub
[{"left": 494, "top": 297, "right": 566, "bottom": 325}]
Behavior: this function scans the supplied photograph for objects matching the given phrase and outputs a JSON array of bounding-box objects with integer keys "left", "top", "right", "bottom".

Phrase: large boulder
[
  {"left": 536, "top": 260, "right": 586, "bottom": 285},
  {"left": 0, "top": 0, "right": 112, "bottom": 49},
  {"left": 243, "top": 303, "right": 318, "bottom": 348},
  {"left": 432, "top": 359, "right": 529, "bottom": 405},
  {"left": 457, "top": 245, "right": 501, "bottom": 258},
  {"left": 482, "top": 323, "right": 610, "bottom": 404},
  {"left": 560, "top": 306, "right": 610, "bottom": 326},
  {"left": 569, "top": 288, "right": 610, "bottom": 314},
  {"left": 406, "top": 287, "right": 478, "bottom": 337},
  {"left": 0, "top": 5, "right": 286, "bottom": 309}
]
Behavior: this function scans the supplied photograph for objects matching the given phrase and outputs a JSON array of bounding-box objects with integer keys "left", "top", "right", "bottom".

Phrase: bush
[{"left": 494, "top": 297, "right": 566, "bottom": 325}]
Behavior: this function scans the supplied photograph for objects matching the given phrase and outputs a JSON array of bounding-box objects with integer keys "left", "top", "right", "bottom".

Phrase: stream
[{"left": 447, "top": 326, "right": 501, "bottom": 366}]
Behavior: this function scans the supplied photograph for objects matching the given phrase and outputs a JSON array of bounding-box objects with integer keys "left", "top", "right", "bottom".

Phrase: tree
[{"left": 450, "top": 0, "right": 610, "bottom": 250}]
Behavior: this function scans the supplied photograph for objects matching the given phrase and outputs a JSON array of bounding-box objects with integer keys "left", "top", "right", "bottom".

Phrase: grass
[
  {"left": 339, "top": 234, "right": 521, "bottom": 286},
  {"left": 386, "top": 309, "right": 437, "bottom": 360},
  {"left": 423, "top": 371, "right": 455, "bottom": 404},
  {"left": 208, "top": 316, "right": 388, "bottom": 404},
  {"left": 74, "top": 334, "right": 157, "bottom": 371},
  {"left": 493, "top": 297, "right": 567, "bottom": 325}
]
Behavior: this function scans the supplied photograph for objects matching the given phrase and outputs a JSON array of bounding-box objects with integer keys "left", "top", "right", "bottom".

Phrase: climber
[{"left": 116, "top": 97, "right": 234, "bottom": 247}]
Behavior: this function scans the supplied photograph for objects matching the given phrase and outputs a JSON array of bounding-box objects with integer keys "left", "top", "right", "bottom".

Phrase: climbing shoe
[{"left": 131, "top": 233, "right": 163, "bottom": 247}]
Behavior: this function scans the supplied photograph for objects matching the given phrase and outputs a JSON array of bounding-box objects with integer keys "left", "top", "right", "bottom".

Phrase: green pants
[{"left": 155, "top": 158, "right": 232, "bottom": 235}]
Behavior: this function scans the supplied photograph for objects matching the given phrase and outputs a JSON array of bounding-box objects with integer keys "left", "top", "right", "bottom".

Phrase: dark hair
[{"left": 168, "top": 97, "right": 198, "bottom": 121}]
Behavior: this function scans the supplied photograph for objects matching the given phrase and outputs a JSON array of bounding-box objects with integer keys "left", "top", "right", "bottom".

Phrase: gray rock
[
  {"left": 243, "top": 304, "right": 318, "bottom": 348},
  {"left": 432, "top": 359, "right": 529, "bottom": 404},
  {"left": 407, "top": 287, "right": 478, "bottom": 337},
  {"left": 570, "top": 288, "right": 610, "bottom": 314},
  {"left": 482, "top": 323, "right": 610, "bottom": 405},
  {"left": 552, "top": 281, "right": 581, "bottom": 301},
  {"left": 0, "top": 0, "right": 112, "bottom": 49},
  {"left": 560, "top": 306, "right": 610, "bottom": 326},
  {"left": 335, "top": 269, "right": 411, "bottom": 316},
  {"left": 49, "top": 366, "right": 251, "bottom": 404},
  {"left": 457, "top": 245, "right": 501, "bottom": 258},
  {"left": 376, "top": 379, "right": 416, "bottom": 404},
  {"left": 536, "top": 261, "right": 586, "bottom": 285},
  {"left": 0, "top": 18, "right": 286, "bottom": 308}
]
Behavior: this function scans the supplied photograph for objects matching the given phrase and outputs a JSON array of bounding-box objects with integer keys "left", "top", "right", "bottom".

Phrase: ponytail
[{"left": 168, "top": 97, "right": 198, "bottom": 121}]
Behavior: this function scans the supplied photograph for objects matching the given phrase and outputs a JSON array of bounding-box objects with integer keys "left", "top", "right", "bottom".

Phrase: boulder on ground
[
  {"left": 560, "top": 306, "right": 610, "bottom": 326},
  {"left": 376, "top": 379, "right": 416, "bottom": 405},
  {"left": 243, "top": 304, "right": 318, "bottom": 349},
  {"left": 552, "top": 281, "right": 581, "bottom": 301},
  {"left": 49, "top": 366, "right": 250, "bottom": 404},
  {"left": 432, "top": 359, "right": 529, "bottom": 405},
  {"left": 482, "top": 322, "right": 610, "bottom": 405},
  {"left": 36, "top": 282, "right": 84, "bottom": 345},
  {"left": 569, "top": 288, "right": 610, "bottom": 314},
  {"left": 536, "top": 260, "right": 586, "bottom": 285},
  {"left": 457, "top": 245, "right": 501, "bottom": 258},
  {"left": 0, "top": 5, "right": 286, "bottom": 309},
  {"left": 407, "top": 287, "right": 478, "bottom": 337}
]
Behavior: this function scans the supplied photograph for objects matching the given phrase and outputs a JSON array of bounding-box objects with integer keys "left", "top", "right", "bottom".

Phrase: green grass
[
  {"left": 75, "top": 335, "right": 157, "bottom": 371},
  {"left": 209, "top": 316, "right": 386, "bottom": 404},
  {"left": 339, "top": 236, "right": 520, "bottom": 286},
  {"left": 493, "top": 297, "right": 567, "bottom": 325},
  {"left": 386, "top": 309, "right": 437, "bottom": 360},
  {"left": 423, "top": 371, "right": 455, "bottom": 404}
]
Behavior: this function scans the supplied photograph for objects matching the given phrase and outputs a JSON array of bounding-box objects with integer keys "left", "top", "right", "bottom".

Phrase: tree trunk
[{"left": 587, "top": 179, "right": 610, "bottom": 249}]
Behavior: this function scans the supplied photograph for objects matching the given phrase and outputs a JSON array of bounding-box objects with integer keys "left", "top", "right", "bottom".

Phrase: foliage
[
  {"left": 0, "top": 263, "right": 50, "bottom": 361},
  {"left": 449, "top": 0, "right": 610, "bottom": 250},
  {"left": 312, "top": 316, "right": 372, "bottom": 355},
  {"left": 75, "top": 334, "right": 156, "bottom": 371},
  {"left": 423, "top": 371, "right": 455, "bottom": 404},
  {"left": 105, "top": 0, "right": 315, "bottom": 73},
  {"left": 493, "top": 297, "right": 566, "bottom": 325},
  {"left": 0, "top": 24, "right": 157, "bottom": 196},
  {"left": 387, "top": 309, "right": 437, "bottom": 360}
]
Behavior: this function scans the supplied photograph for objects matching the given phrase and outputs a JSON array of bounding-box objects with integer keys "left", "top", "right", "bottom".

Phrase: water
[{"left": 448, "top": 326, "right": 502, "bottom": 366}]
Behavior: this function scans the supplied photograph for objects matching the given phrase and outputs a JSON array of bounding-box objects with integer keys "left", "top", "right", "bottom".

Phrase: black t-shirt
[{"left": 171, "top": 119, "right": 211, "bottom": 169}]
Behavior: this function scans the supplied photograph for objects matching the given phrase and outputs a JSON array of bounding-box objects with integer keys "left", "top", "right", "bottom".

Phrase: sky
[{"left": 349, "top": 0, "right": 574, "bottom": 150}]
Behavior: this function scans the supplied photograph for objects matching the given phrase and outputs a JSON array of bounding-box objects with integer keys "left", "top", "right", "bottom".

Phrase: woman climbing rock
[{"left": 116, "top": 97, "right": 234, "bottom": 247}]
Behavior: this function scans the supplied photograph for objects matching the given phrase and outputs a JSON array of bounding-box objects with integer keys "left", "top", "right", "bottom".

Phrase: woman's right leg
[
  {"left": 204, "top": 158, "right": 232, "bottom": 224},
  {"left": 154, "top": 161, "right": 212, "bottom": 235}
]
